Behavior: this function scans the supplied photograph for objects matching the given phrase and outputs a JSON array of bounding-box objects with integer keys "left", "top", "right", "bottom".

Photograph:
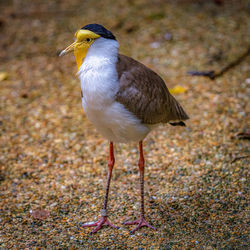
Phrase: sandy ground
[{"left": 0, "top": 0, "right": 249, "bottom": 248}]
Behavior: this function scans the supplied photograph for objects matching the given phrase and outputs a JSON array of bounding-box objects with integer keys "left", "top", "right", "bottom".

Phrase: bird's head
[{"left": 59, "top": 24, "right": 116, "bottom": 69}]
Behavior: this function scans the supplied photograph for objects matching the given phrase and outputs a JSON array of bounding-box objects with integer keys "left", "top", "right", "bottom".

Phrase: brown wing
[{"left": 115, "top": 54, "right": 189, "bottom": 125}]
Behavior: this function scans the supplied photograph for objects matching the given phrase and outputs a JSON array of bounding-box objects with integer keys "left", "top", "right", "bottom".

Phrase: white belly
[{"left": 82, "top": 97, "right": 149, "bottom": 143}]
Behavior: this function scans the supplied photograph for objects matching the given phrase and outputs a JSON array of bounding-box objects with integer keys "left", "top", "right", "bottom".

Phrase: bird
[{"left": 59, "top": 23, "right": 189, "bottom": 234}]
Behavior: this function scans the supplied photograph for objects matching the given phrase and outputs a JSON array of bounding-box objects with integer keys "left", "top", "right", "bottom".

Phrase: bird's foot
[
  {"left": 81, "top": 215, "right": 119, "bottom": 234},
  {"left": 124, "top": 216, "right": 156, "bottom": 234}
]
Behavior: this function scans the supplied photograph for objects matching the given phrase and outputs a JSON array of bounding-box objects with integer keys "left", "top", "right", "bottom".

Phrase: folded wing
[{"left": 115, "top": 54, "right": 189, "bottom": 125}]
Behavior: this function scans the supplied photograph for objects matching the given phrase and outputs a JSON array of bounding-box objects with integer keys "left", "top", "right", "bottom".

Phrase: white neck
[
  {"left": 79, "top": 37, "right": 119, "bottom": 73},
  {"left": 78, "top": 37, "right": 120, "bottom": 106}
]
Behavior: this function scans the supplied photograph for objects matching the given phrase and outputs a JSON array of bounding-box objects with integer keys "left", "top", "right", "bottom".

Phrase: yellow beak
[{"left": 59, "top": 41, "right": 77, "bottom": 57}]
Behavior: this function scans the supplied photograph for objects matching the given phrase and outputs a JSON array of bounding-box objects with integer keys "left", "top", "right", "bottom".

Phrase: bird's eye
[{"left": 86, "top": 38, "right": 91, "bottom": 42}]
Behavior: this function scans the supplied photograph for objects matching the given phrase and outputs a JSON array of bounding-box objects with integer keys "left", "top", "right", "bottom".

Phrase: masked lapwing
[{"left": 59, "top": 24, "right": 189, "bottom": 234}]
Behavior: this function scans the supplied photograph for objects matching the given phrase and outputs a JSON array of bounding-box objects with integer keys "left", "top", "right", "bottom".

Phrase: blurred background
[{"left": 0, "top": 0, "right": 249, "bottom": 248}]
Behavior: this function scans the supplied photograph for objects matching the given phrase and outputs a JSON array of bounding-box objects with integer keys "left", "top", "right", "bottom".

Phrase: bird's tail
[{"left": 169, "top": 96, "right": 189, "bottom": 126}]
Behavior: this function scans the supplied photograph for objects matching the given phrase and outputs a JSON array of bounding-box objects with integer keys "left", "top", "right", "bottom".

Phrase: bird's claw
[
  {"left": 81, "top": 216, "right": 119, "bottom": 234},
  {"left": 124, "top": 216, "right": 156, "bottom": 234}
]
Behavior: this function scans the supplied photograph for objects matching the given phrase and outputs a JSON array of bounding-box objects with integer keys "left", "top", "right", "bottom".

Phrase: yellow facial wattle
[{"left": 59, "top": 29, "right": 101, "bottom": 69}]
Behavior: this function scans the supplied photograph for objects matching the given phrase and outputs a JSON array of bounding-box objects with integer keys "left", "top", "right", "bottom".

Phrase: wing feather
[{"left": 115, "top": 54, "right": 189, "bottom": 124}]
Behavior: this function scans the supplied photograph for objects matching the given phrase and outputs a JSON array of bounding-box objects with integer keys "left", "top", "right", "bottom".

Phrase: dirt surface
[{"left": 0, "top": 0, "right": 249, "bottom": 248}]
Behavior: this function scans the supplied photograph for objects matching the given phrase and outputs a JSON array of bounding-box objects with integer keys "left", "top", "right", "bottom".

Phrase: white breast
[{"left": 78, "top": 38, "right": 150, "bottom": 143}]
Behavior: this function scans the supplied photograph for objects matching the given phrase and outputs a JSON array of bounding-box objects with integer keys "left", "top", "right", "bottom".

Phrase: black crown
[{"left": 81, "top": 24, "right": 116, "bottom": 40}]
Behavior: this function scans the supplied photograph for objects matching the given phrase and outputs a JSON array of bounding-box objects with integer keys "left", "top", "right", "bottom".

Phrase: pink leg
[
  {"left": 81, "top": 141, "right": 119, "bottom": 234},
  {"left": 124, "top": 141, "right": 156, "bottom": 234}
]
